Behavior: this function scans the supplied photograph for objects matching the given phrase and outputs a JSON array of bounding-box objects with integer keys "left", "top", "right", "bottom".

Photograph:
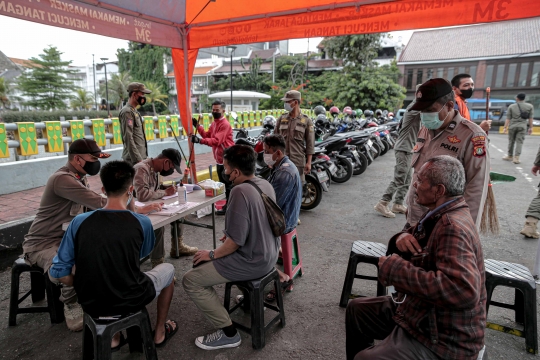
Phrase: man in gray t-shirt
[
  {"left": 374, "top": 97, "right": 421, "bottom": 218},
  {"left": 182, "top": 145, "right": 279, "bottom": 351}
]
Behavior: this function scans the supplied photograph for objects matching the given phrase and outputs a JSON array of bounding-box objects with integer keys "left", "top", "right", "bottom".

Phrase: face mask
[
  {"left": 460, "top": 88, "right": 473, "bottom": 99},
  {"left": 420, "top": 104, "right": 450, "bottom": 130},
  {"left": 222, "top": 168, "right": 236, "bottom": 184},
  {"left": 160, "top": 168, "right": 174, "bottom": 177},
  {"left": 264, "top": 153, "right": 276, "bottom": 167},
  {"left": 284, "top": 102, "right": 293, "bottom": 112},
  {"left": 137, "top": 96, "right": 146, "bottom": 106},
  {"left": 127, "top": 192, "right": 133, "bottom": 207},
  {"left": 82, "top": 159, "right": 101, "bottom": 176},
  {"left": 212, "top": 112, "right": 221, "bottom": 119}
]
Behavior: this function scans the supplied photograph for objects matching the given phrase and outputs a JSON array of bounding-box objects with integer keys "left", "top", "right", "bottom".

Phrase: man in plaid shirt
[{"left": 346, "top": 155, "right": 486, "bottom": 360}]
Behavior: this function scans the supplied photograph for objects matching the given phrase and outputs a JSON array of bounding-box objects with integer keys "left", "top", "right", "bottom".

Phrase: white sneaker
[{"left": 374, "top": 200, "right": 395, "bottom": 218}]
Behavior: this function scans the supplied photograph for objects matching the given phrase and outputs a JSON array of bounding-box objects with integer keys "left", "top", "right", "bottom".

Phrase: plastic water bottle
[{"left": 177, "top": 182, "right": 187, "bottom": 204}]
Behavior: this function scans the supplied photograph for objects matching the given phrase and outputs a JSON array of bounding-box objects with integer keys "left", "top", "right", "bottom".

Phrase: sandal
[
  {"left": 111, "top": 333, "right": 127, "bottom": 352},
  {"left": 155, "top": 320, "right": 179, "bottom": 348},
  {"left": 266, "top": 279, "right": 293, "bottom": 302}
]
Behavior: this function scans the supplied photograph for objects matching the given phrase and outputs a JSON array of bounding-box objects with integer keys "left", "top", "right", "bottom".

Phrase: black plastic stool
[
  {"left": 484, "top": 259, "right": 538, "bottom": 354},
  {"left": 223, "top": 269, "right": 285, "bottom": 349},
  {"left": 339, "top": 241, "right": 387, "bottom": 308},
  {"left": 9, "top": 258, "right": 65, "bottom": 326},
  {"left": 82, "top": 307, "right": 157, "bottom": 360}
]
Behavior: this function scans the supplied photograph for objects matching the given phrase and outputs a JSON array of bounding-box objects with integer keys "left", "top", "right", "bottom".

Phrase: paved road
[{"left": 0, "top": 133, "right": 539, "bottom": 359}]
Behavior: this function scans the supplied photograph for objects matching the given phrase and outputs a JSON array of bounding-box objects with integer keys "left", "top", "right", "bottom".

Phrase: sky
[{"left": 0, "top": 15, "right": 414, "bottom": 66}]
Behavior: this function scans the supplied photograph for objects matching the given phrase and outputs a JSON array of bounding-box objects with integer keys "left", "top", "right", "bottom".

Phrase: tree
[
  {"left": 0, "top": 77, "right": 12, "bottom": 109},
  {"left": 143, "top": 81, "right": 169, "bottom": 115},
  {"left": 99, "top": 71, "right": 132, "bottom": 108},
  {"left": 70, "top": 89, "right": 94, "bottom": 110},
  {"left": 16, "top": 46, "right": 78, "bottom": 110}
]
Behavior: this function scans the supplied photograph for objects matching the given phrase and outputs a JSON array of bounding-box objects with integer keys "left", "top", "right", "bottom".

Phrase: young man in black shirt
[{"left": 50, "top": 161, "right": 178, "bottom": 349}]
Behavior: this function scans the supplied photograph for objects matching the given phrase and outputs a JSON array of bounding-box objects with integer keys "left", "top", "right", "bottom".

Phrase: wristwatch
[{"left": 209, "top": 250, "right": 215, "bottom": 260}]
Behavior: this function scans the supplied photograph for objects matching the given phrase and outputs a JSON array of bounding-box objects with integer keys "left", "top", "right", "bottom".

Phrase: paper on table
[
  {"left": 152, "top": 202, "right": 199, "bottom": 216},
  {"left": 135, "top": 201, "right": 146, "bottom": 207},
  {"left": 162, "top": 193, "right": 178, "bottom": 200}
]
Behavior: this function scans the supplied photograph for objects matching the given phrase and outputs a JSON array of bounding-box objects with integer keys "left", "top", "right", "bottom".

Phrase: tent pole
[{"left": 182, "top": 31, "right": 198, "bottom": 183}]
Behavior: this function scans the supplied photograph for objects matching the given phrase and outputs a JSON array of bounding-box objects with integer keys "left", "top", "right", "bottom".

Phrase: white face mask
[
  {"left": 264, "top": 153, "right": 276, "bottom": 167},
  {"left": 126, "top": 191, "right": 133, "bottom": 207},
  {"left": 284, "top": 102, "right": 293, "bottom": 112}
]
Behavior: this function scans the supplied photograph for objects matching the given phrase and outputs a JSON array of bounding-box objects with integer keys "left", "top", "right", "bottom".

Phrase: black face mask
[
  {"left": 160, "top": 168, "right": 174, "bottom": 177},
  {"left": 82, "top": 160, "right": 101, "bottom": 176},
  {"left": 460, "top": 88, "right": 473, "bottom": 99},
  {"left": 137, "top": 96, "right": 146, "bottom": 106},
  {"left": 222, "top": 168, "right": 236, "bottom": 185},
  {"left": 212, "top": 112, "right": 222, "bottom": 119}
]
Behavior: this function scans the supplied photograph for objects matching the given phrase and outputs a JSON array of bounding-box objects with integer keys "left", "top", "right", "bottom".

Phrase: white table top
[{"left": 145, "top": 190, "right": 225, "bottom": 229}]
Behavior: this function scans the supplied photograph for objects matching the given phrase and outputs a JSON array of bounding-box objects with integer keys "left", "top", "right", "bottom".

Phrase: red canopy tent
[{"left": 2, "top": 0, "right": 539, "bottom": 177}]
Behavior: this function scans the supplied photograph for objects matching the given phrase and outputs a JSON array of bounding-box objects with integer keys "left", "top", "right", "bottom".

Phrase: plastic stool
[
  {"left": 280, "top": 228, "right": 303, "bottom": 288},
  {"left": 339, "top": 241, "right": 387, "bottom": 308},
  {"left": 9, "top": 258, "right": 65, "bottom": 326},
  {"left": 82, "top": 307, "right": 157, "bottom": 360},
  {"left": 484, "top": 259, "right": 537, "bottom": 354},
  {"left": 223, "top": 269, "right": 285, "bottom": 349}
]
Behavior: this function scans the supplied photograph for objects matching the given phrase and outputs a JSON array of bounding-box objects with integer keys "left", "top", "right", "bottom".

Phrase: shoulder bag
[{"left": 245, "top": 180, "right": 286, "bottom": 237}]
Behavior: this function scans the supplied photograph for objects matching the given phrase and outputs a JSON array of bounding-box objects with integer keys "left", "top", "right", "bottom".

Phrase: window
[
  {"left": 531, "top": 62, "right": 540, "bottom": 87},
  {"left": 447, "top": 67, "right": 454, "bottom": 80},
  {"left": 469, "top": 66, "right": 477, "bottom": 80},
  {"left": 519, "top": 63, "right": 529, "bottom": 86},
  {"left": 485, "top": 65, "right": 494, "bottom": 87},
  {"left": 437, "top": 68, "right": 444, "bottom": 78},
  {"left": 458, "top": 67, "right": 465, "bottom": 74},
  {"left": 406, "top": 69, "right": 413, "bottom": 89},
  {"left": 506, "top": 64, "right": 517, "bottom": 87},
  {"left": 416, "top": 69, "right": 423, "bottom": 86},
  {"left": 494, "top": 64, "right": 505, "bottom": 88},
  {"left": 426, "top": 68, "right": 433, "bottom": 80}
]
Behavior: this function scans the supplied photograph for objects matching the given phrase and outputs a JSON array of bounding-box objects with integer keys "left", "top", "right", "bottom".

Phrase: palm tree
[
  {"left": 99, "top": 71, "right": 132, "bottom": 108},
  {"left": 144, "top": 81, "right": 169, "bottom": 115},
  {"left": 70, "top": 89, "right": 94, "bottom": 110}
]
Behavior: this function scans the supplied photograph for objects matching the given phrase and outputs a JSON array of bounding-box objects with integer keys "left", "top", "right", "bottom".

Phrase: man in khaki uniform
[
  {"left": 405, "top": 78, "right": 490, "bottom": 228},
  {"left": 120, "top": 82, "right": 151, "bottom": 165},
  {"left": 503, "top": 92, "right": 534, "bottom": 164},
  {"left": 134, "top": 148, "right": 197, "bottom": 262},
  {"left": 23, "top": 139, "right": 109, "bottom": 331},
  {"left": 275, "top": 90, "right": 315, "bottom": 183}
]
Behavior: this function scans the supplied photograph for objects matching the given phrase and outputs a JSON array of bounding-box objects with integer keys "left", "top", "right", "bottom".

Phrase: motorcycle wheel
[
  {"left": 372, "top": 143, "right": 381, "bottom": 159},
  {"left": 331, "top": 158, "right": 353, "bottom": 183},
  {"left": 352, "top": 152, "right": 369, "bottom": 176},
  {"left": 380, "top": 140, "right": 389, "bottom": 156},
  {"left": 301, "top": 175, "right": 323, "bottom": 210},
  {"left": 362, "top": 150, "right": 373, "bottom": 165}
]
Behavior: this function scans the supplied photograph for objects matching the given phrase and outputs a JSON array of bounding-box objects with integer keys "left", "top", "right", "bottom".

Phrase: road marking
[{"left": 497, "top": 149, "right": 503, "bottom": 153}]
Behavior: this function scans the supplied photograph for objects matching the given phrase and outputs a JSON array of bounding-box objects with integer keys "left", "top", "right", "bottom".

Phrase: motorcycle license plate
[
  {"left": 367, "top": 139, "right": 373, "bottom": 147},
  {"left": 352, "top": 150, "right": 359, "bottom": 157},
  {"left": 317, "top": 171, "right": 329, "bottom": 183},
  {"left": 328, "top": 163, "right": 338, "bottom": 175}
]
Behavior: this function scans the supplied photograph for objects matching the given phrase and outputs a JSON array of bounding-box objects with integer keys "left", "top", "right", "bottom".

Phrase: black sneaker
[{"left": 216, "top": 206, "right": 227, "bottom": 215}]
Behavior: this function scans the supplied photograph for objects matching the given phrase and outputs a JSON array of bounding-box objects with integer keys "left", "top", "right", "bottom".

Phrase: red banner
[{"left": 0, "top": 0, "right": 183, "bottom": 48}]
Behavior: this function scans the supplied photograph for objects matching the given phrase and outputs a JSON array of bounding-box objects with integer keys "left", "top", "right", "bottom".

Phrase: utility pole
[
  {"left": 92, "top": 54, "right": 97, "bottom": 110},
  {"left": 226, "top": 46, "right": 236, "bottom": 112},
  {"left": 100, "top": 58, "right": 110, "bottom": 117}
]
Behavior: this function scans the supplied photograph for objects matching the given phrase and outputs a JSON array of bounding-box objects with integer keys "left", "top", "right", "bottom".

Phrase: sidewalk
[{"left": 0, "top": 152, "right": 218, "bottom": 225}]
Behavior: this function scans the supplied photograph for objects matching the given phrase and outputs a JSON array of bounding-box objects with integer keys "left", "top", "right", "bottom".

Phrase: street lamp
[
  {"left": 100, "top": 57, "right": 110, "bottom": 117},
  {"left": 226, "top": 46, "right": 236, "bottom": 112},
  {"left": 92, "top": 54, "right": 97, "bottom": 110}
]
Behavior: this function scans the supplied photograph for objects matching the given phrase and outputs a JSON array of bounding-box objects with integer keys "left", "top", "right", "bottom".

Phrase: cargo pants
[
  {"left": 508, "top": 123, "right": 528, "bottom": 156},
  {"left": 381, "top": 151, "right": 413, "bottom": 205}
]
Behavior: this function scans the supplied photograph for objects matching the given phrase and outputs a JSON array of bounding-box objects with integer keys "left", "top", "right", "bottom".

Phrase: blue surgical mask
[{"left": 420, "top": 104, "right": 450, "bottom": 130}]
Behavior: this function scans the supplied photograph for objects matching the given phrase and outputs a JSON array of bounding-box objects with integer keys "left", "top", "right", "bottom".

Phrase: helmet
[
  {"left": 375, "top": 109, "right": 383, "bottom": 116},
  {"left": 388, "top": 112, "right": 394, "bottom": 117},
  {"left": 364, "top": 110, "right": 373, "bottom": 117},
  {"left": 343, "top": 106, "right": 353, "bottom": 115},
  {"left": 263, "top": 115, "right": 276, "bottom": 129},
  {"left": 330, "top": 106, "right": 340, "bottom": 114},
  {"left": 351, "top": 110, "right": 357, "bottom": 117},
  {"left": 382, "top": 110, "right": 388, "bottom": 116},
  {"left": 315, "top": 114, "right": 327, "bottom": 126},
  {"left": 314, "top": 105, "right": 326, "bottom": 116},
  {"left": 356, "top": 109, "right": 363, "bottom": 116}
]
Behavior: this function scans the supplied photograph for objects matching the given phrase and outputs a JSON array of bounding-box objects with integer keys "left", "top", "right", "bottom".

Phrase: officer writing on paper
[
  {"left": 134, "top": 148, "right": 198, "bottom": 263},
  {"left": 120, "top": 82, "right": 151, "bottom": 165}
]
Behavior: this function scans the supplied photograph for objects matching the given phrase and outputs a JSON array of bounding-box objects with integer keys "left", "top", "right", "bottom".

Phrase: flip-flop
[
  {"left": 155, "top": 320, "right": 179, "bottom": 348},
  {"left": 111, "top": 333, "right": 127, "bottom": 353},
  {"left": 266, "top": 279, "right": 293, "bottom": 302}
]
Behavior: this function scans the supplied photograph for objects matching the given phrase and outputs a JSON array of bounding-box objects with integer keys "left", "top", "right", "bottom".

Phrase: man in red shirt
[
  {"left": 192, "top": 101, "right": 235, "bottom": 215},
  {"left": 451, "top": 73, "right": 490, "bottom": 132}
]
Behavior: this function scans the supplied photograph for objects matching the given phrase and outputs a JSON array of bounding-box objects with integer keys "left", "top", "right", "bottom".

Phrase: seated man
[
  {"left": 50, "top": 161, "right": 178, "bottom": 349},
  {"left": 22, "top": 139, "right": 161, "bottom": 331},
  {"left": 263, "top": 134, "right": 302, "bottom": 297},
  {"left": 346, "top": 155, "right": 486, "bottom": 360},
  {"left": 134, "top": 148, "right": 197, "bottom": 265},
  {"left": 182, "top": 145, "right": 280, "bottom": 350}
]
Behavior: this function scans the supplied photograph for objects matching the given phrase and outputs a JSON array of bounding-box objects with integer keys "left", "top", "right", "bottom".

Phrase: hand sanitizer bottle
[{"left": 178, "top": 182, "right": 187, "bottom": 204}]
